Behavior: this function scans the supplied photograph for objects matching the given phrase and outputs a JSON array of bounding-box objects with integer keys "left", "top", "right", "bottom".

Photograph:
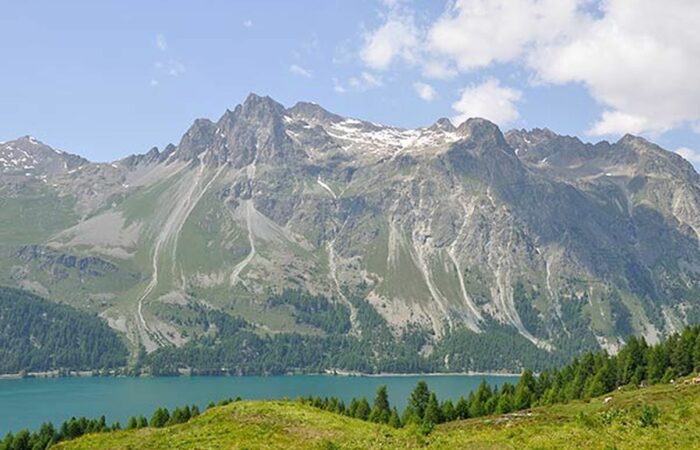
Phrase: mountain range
[{"left": 2, "top": 93, "right": 699, "bottom": 368}]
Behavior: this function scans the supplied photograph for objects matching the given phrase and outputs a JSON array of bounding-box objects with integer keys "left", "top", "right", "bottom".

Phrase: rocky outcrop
[{"left": 2, "top": 94, "right": 699, "bottom": 355}]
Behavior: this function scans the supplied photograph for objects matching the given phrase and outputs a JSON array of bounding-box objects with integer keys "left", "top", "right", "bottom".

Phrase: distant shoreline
[
  {"left": 0, "top": 369, "right": 522, "bottom": 380},
  {"left": 322, "top": 369, "right": 521, "bottom": 378}
]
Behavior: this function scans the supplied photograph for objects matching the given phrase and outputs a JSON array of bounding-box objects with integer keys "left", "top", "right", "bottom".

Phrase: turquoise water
[{"left": 0, "top": 374, "right": 518, "bottom": 434}]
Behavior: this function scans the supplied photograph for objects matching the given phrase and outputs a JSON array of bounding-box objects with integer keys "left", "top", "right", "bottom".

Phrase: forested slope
[{"left": 0, "top": 287, "right": 128, "bottom": 373}]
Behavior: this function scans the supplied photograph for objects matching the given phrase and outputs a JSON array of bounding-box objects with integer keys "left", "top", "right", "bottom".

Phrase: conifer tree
[
  {"left": 388, "top": 407, "right": 402, "bottom": 428},
  {"left": 423, "top": 392, "right": 442, "bottom": 426},
  {"left": 354, "top": 398, "right": 371, "bottom": 420},
  {"left": 369, "top": 385, "right": 391, "bottom": 424}
]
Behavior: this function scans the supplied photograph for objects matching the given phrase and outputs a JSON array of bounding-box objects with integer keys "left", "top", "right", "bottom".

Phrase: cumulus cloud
[
  {"left": 452, "top": 79, "right": 522, "bottom": 126},
  {"left": 676, "top": 147, "right": 700, "bottom": 165},
  {"left": 413, "top": 81, "right": 437, "bottom": 102},
  {"left": 243, "top": 19, "right": 253, "bottom": 28},
  {"left": 429, "top": 0, "right": 581, "bottom": 71},
  {"left": 289, "top": 64, "right": 312, "bottom": 78},
  {"left": 333, "top": 72, "right": 384, "bottom": 94},
  {"left": 360, "top": 0, "right": 700, "bottom": 137},
  {"left": 332, "top": 78, "right": 347, "bottom": 93},
  {"left": 530, "top": 0, "right": 700, "bottom": 137},
  {"left": 350, "top": 72, "right": 383, "bottom": 90},
  {"left": 587, "top": 111, "right": 652, "bottom": 136},
  {"left": 156, "top": 34, "right": 167, "bottom": 51},
  {"left": 360, "top": 8, "right": 418, "bottom": 70},
  {"left": 421, "top": 60, "right": 457, "bottom": 80}
]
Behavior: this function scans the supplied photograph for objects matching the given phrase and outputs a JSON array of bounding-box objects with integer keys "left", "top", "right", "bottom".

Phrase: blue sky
[{"left": 1, "top": 0, "right": 699, "bottom": 168}]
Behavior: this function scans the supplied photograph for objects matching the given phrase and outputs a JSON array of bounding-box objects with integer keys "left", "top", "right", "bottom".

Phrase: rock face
[{"left": 1, "top": 93, "right": 699, "bottom": 356}]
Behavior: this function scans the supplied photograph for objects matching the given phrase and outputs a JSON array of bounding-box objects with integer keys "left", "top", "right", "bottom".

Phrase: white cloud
[
  {"left": 243, "top": 19, "right": 253, "bottom": 28},
  {"left": 289, "top": 64, "right": 312, "bottom": 78},
  {"left": 349, "top": 72, "right": 384, "bottom": 90},
  {"left": 333, "top": 72, "right": 384, "bottom": 94},
  {"left": 156, "top": 34, "right": 167, "bottom": 51},
  {"left": 361, "top": 10, "right": 418, "bottom": 70},
  {"left": 155, "top": 60, "right": 185, "bottom": 77},
  {"left": 587, "top": 111, "right": 652, "bottom": 137},
  {"left": 530, "top": 0, "right": 700, "bottom": 137},
  {"left": 360, "top": 0, "right": 700, "bottom": 137},
  {"left": 150, "top": 79, "right": 159, "bottom": 87},
  {"left": 429, "top": 0, "right": 581, "bottom": 71},
  {"left": 332, "top": 78, "right": 347, "bottom": 93},
  {"left": 421, "top": 60, "right": 457, "bottom": 80},
  {"left": 676, "top": 147, "right": 700, "bottom": 165},
  {"left": 413, "top": 81, "right": 437, "bottom": 102},
  {"left": 452, "top": 79, "right": 522, "bottom": 126}
]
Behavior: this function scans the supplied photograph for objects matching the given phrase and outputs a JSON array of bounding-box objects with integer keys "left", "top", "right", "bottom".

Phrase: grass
[
  {"left": 56, "top": 381, "right": 700, "bottom": 449},
  {"left": 0, "top": 187, "right": 78, "bottom": 244}
]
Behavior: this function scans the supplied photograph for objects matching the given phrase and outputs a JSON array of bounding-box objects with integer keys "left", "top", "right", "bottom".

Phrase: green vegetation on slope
[
  {"left": 0, "top": 287, "right": 128, "bottom": 373},
  {"left": 143, "top": 289, "right": 563, "bottom": 376},
  {"left": 267, "top": 289, "right": 352, "bottom": 335},
  {"left": 8, "top": 323, "right": 700, "bottom": 449},
  {"left": 0, "top": 187, "right": 78, "bottom": 245},
  {"left": 51, "top": 382, "right": 700, "bottom": 450}
]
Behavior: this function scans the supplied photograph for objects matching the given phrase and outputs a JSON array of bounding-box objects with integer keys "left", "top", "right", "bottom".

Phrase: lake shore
[
  {"left": 323, "top": 369, "right": 522, "bottom": 377},
  {"left": 0, "top": 369, "right": 522, "bottom": 380}
]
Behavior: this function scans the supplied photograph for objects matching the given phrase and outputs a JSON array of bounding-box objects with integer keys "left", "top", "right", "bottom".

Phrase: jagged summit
[
  {"left": 430, "top": 117, "right": 456, "bottom": 132},
  {"left": 0, "top": 135, "right": 88, "bottom": 176},
  {"left": 288, "top": 101, "right": 343, "bottom": 124},
  {"left": 2, "top": 93, "right": 700, "bottom": 359}
]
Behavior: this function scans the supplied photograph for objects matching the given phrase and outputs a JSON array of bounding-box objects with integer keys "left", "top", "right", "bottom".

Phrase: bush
[{"left": 638, "top": 404, "right": 660, "bottom": 428}]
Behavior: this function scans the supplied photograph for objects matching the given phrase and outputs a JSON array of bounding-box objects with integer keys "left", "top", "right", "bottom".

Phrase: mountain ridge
[{"left": 1, "top": 93, "right": 699, "bottom": 369}]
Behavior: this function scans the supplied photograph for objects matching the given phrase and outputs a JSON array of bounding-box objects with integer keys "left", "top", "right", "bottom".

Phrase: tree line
[
  {"left": 4, "top": 324, "right": 700, "bottom": 447},
  {"left": 299, "top": 323, "right": 700, "bottom": 433},
  {"left": 0, "top": 402, "right": 203, "bottom": 450}
]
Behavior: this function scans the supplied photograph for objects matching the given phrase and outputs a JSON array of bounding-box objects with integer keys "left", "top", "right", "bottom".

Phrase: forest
[
  {"left": 0, "top": 287, "right": 128, "bottom": 373},
  {"left": 4, "top": 323, "right": 700, "bottom": 449}
]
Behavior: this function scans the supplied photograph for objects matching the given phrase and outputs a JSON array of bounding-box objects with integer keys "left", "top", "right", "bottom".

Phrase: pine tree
[
  {"left": 354, "top": 398, "right": 371, "bottom": 420},
  {"left": 495, "top": 391, "right": 513, "bottom": 414},
  {"left": 347, "top": 398, "right": 359, "bottom": 418},
  {"left": 369, "top": 385, "right": 391, "bottom": 424},
  {"left": 423, "top": 392, "right": 442, "bottom": 426},
  {"left": 694, "top": 331, "right": 700, "bottom": 371},
  {"left": 388, "top": 407, "right": 402, "bottom": 428},
  {"left": 126, "top": 416, "right": 138, "bottom": 430},
  {"left": 150, "top": 408, "right": 170, "bottom": 428},
  {"left": 441, "top": 399, "right": 456, "bottom": 422},
  {"left": 455, "top": 396, "right": 469, "bottom": 420},
  {"left": 137, "top": 416, "right": 148, "bottom": 428},
  {"left": 407, "top": 381, "right": 430, "bottom": 420}
]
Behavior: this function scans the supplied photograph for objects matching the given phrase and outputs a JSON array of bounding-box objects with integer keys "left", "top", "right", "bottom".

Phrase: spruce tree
[
  {"left": 388, "top": 407, "right": 402, "bottom": 428},
  {"left": 408, "top": 381, "right": 430, "bottom": 419},
  {"left": 354, "top": 398, "right": 371, "bottom": 420},
  {"left": 369, "top": 385, "right": 391, "bottom": 423},
  {"left": 137, "top": 416, "right": 148, "bottom": 428},
  {"left": 423, "top": 392, "right": 442, "bottom": 426},
  {"left": 150, "top": 408, "right": 170, "bottom": 428},
  {"left": 455, "top": 396, "right": 469, "bottom": 420},
  {"left": 441, "top": 399, "right": 456, "bottom": 422}
]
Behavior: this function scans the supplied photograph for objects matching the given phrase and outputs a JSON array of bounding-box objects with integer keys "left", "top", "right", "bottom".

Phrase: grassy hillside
[{"left": 55, "top": 381, "right": 700, "bottom": 450}]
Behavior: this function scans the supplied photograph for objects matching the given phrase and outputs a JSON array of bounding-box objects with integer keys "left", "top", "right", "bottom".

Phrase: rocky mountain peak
[
  {"left": 239, "top": 93, "right": 286, "bottom": 120},
  {"left": 430, "top": 117, "right": 456, "bottom": 133},
  {"left": 456, "top": 118, "right": 509, "bottom": 149},
  {"left": 287, "top": 101, "right": 343, "bottom": 124},
  {"left": 0, "top": 136, "right": 88, "bottom": 177},
  {"left": 174, "top": 118, "right": 216, "bottom": 162}
]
